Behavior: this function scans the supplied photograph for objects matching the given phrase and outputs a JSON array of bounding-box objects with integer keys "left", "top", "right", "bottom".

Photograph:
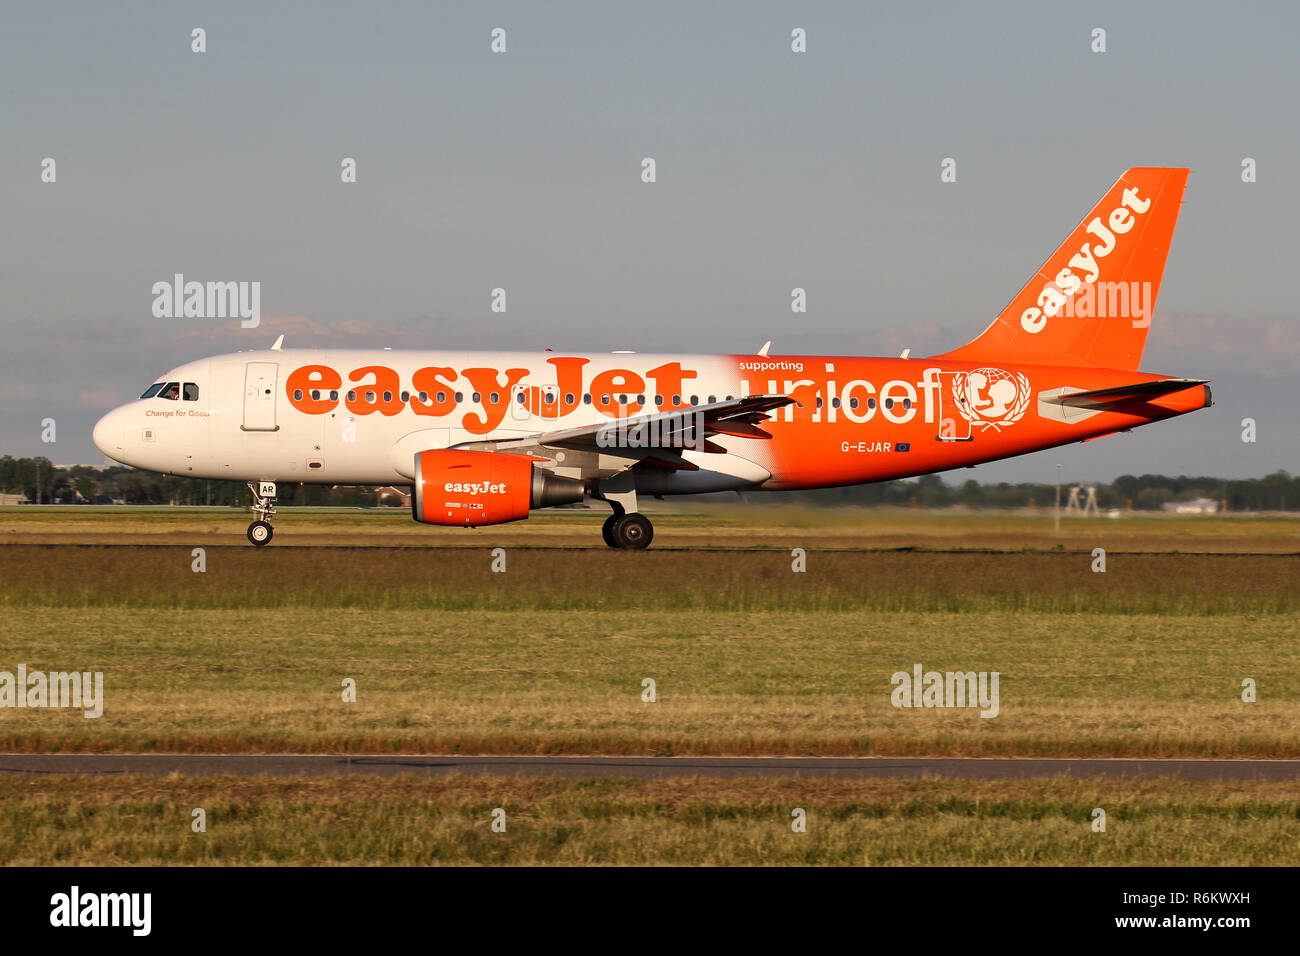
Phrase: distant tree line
[
  {"left": 0, "top": 456, "right": 380, "bottom": 507},
  {"left": 1, "top": 455, "right": 1296, "bottom": 511},
  {"left": 774, "top": 471, "right": 1297, "bottom": 511}
]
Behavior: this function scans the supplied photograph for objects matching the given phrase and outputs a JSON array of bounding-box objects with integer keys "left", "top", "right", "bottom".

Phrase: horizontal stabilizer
[{"left": 1046, "top": 378, "right": 1207, "bottom": 409}]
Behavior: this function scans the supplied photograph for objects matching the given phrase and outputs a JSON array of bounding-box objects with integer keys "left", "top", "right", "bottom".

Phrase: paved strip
[
  {"left": 4, "top": 543, "right": 1297, "bottom": 557},
  {"left": 0, "top": 754, "right": 1297, "bottom": 780}
]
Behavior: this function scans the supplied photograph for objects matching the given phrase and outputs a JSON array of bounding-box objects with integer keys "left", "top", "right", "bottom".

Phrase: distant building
[
  {"left": 375, "top": 486, "right": 412, "bottom": 508},
  {"left": 0, "top": 493, "right": 27, "bottom": 505},
  {"left": 1161, "top": 497, "right": 1220, "bottom": 514}
]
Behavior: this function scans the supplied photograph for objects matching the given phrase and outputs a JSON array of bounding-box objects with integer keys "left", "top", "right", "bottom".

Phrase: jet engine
[{"left": 411, "top": 449, "right": 584, "bottom": 526}]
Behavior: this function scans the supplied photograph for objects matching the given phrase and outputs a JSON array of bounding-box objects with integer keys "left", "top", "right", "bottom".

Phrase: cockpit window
[
  {"left": 140, "top": 383, "right": 165, "bottom": 399},
  {"left": 159, "top": 382, "right": 181, "bottom": 400},
  {"left": 182, "top": 382, "right": 199, "bottom": 401}
]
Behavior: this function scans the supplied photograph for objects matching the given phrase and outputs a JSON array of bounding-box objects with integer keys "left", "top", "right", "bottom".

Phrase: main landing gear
[
  {"left": 246, "top": 480, "right": 277, "bottom": 547},
  {"left": 602, "top": 511, "right": 653, "bottom": 550},
  {"left": 595, "top": 473, "right": 653, "bottom": 550}
]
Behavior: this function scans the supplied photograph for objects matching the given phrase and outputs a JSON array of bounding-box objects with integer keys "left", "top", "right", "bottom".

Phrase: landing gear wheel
[
  {"left": 245, "top": 481, "right": 278, "bottom": 547},
  {"left": 601, "top": 513, "right": 620, "bottom": 548},
  {"left": 612, "top": 513, "right": 653, "bottom": 551}
]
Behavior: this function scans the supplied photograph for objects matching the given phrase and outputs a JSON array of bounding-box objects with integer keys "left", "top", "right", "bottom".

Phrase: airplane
[{"left": 93, "top": 167, "right": 1209, "bottom": 550}]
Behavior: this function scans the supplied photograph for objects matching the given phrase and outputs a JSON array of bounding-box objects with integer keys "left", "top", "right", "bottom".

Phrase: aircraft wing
[{"left": 451, "top": 394, "right": 795, "bottom": 472}]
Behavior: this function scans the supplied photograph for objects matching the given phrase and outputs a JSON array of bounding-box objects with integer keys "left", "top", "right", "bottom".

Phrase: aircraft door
[
  {"left": 538, "top": 382, "right": 559, "bottom": 419},
  {"left": 511, "top": 384, "right": 530, "bottom": 421},
  {"left": 242, "top": 362, "right": 279, "bottom": 431},
  {"left": 934, "top": 371, "right": 973, "bottom": 442},
  {"left": 512, "top": 382, "right": 558, "bottom": 421}
]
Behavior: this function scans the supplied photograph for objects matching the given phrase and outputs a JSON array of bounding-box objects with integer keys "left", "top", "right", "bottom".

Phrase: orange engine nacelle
[{"left": 411, "top": 449, "right": 584, "bottom": 526}]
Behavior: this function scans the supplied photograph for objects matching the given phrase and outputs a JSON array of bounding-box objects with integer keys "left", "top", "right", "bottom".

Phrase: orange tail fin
[{"left": 933, "top": 167, "right": 1190, "bottom": 370}]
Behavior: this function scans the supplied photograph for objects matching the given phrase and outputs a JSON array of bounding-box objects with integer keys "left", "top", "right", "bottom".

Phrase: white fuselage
[{"left": 92, "top": 348, "right": 768, "bottom": 488}]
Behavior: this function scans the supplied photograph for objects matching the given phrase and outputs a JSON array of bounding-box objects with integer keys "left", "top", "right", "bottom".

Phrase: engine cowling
[{"left": 411, "top": 449, "right": 584, "bottom": 526}]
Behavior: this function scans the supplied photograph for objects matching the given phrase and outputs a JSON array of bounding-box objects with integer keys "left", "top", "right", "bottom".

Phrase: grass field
[
  {"left": 1, "top": 508, "right": 1296, "bottom": 864},
  {"left": 1, "top": 544, "right": 1297, "bottom": 614},
  {"left": 0, "top": 774, "right": 1294, "bottom": 865},
  {"left": 4, "top": 503, "right": 1300, "bottom": 552},
  {"left": 0, "top": 529, "right": 1295, "bottom": 756},
  {"left": 0, "top": 606, "right": 1293, "bottom": 756}
]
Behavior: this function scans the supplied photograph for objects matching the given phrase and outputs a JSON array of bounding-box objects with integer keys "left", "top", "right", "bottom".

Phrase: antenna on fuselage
[
  {"left": 271, "top": 334, "right": 285, "bottom": 351},
  {"left": 757, "top": 341, "right": 771, "bottom": 356}
]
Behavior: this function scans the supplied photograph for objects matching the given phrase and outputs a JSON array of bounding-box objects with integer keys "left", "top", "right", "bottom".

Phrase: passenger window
[
  {"left": 868, "top": 398, "right": 876, "bottom": 409},
  {"left": 140, "top": 383, "right": 165, "bottom": 399},
  {"left": 565, "top": 393, "right": 575, "bottom": 405},
  {"left": 160, "top": 382, "right": 180, "bottom": 400},
  {"left": 885, "top": 398, "right": 893, "bottom": 409},
  {"left": 516, "top": 392, "right": 526, "bottom": 404},
  {"left": 707, "top": 395, "right": 716, "bottom": 404},
  {"left": 329, "top": 391, "right": 338, "bottom": 401},
  {"left": 583, "top": 394, "right": 592, "bottom": 405},
  {"left": 490, "top": 392, "right": 499, "bottom": 403},
  {"left": 672, "top": 395, "right": 680, "bottom": 406},
  {"left": 849, "top": 397, "right": 859, "bottom": 410},
  {"left": 183, "top": 383, "right": 199, "bottom": 401},
  {"left": 418, "top": 392, "right": 428, "bottom": 403},
  {"left": 816, "top": 396, "right": 823, "bottom": 408},
  {"left": 347, "top": 390, "right": 357, "bottom": 402},
  {"left": 381, "top": 391, "right": 391, "bottom": 402},
  {"left": 689, "top": 395, "right": 698, "bottom": 405},
  {"left": 903, "top": 398, "right": 912, "bottom": 409},
  {"left": 472, "top": 392, "right": 481, "bottom": 403},
  {"left": 400, "top": 391, "right": 409, "bottom": 403},
  {"left": 655, "top": 395, "right": 663, "bottom": 406},
  {"left": 618, "top": 395, "right": 627, "bottom": 405},
  {"left": 365, "top": 390, "right": 376, "bottom": 402},
  {"left": 832, "top": 397, "right": 841, "bottom": 409},
  {"left": 310, "top": 390, "right": 320, "bottom": 401},
  {"left": 436, "top": 391, "right": 446, "bottom": 403},
  {"left": 455, "top": 392, "right": 463, "bottom": 402},
  {"left": 636, "top": 394, "right": 645, "bottom": 404},
  {"left": 294, "top": 389, "right": 304, "bottom": 401}
]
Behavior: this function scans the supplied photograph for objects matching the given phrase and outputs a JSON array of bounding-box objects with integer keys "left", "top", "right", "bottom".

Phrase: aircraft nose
[{"left": 92, "top": 407, "right": 126, "bottom": 458}]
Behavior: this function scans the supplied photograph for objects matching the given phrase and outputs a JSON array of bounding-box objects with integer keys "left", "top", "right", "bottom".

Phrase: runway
[
  {"left": 1, "top": 754, "right": 1297, "bottom": 780},
  {"left": 5, "top": 542, "right": 1297, "bottom": 558}
]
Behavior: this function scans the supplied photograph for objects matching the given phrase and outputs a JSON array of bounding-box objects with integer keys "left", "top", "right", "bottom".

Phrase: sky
[{"left": 1, "top": 0, "right": 1296, "bottom": 485}]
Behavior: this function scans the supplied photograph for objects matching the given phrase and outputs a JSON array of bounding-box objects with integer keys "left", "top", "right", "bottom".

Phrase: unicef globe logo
[{"left": 951, "top": 367, "right": 1032, "bottom": 432}]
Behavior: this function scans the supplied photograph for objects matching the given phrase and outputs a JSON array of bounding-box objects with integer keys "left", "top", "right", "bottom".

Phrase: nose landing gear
[{"left": 246, "top": 480, "right": 277, "bottom": 547}]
